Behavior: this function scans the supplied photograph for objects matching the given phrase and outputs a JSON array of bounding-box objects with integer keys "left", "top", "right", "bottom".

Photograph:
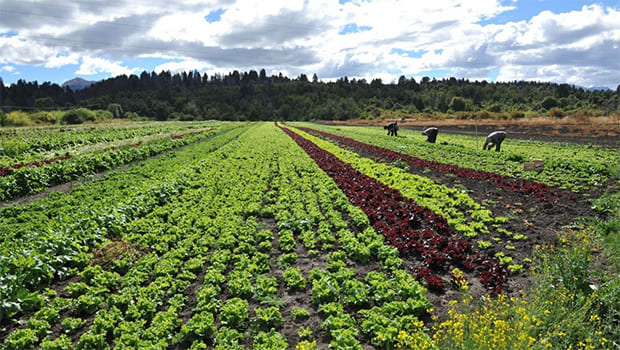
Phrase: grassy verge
[{"left": 432, "top": 193, "right": 620, "bottom": 350}]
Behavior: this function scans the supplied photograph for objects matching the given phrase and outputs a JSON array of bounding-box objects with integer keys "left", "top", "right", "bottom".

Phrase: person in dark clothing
[
  {"left": 384, "top": 122, "right": 399, "bottom": 136},
  {"left": 483, "top": 131, "right": 507, "bottom": 151},
  {"left": 421, "top": 127, "right": 438, "bottom": 143}
]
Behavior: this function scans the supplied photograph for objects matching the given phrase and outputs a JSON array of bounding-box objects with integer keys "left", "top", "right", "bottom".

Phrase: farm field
[
  {"left": 0, "top": 121, "right": 618, "bottom": 349},
  {"left": 0, "top": 121, "right": 236, "bottom": 203}
]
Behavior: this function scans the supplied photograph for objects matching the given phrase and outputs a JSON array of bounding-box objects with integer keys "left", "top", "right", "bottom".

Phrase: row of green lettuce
[
  {"left": 0, "top": 121, "right": 214, "bottom": 162},
  {"left": 0, "top": 123, "right": 239, "bottom": 202}
]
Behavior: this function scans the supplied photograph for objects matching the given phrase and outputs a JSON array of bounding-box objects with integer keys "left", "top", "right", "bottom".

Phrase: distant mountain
[
  {"left": 584, "top": 86, "right": 611, "bottom": 92},
  {"left": 61, "top": 77, "right": 96, "bottom": 90}
]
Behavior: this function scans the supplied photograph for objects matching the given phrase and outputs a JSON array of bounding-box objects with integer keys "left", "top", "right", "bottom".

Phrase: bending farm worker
[
  {"left": 483, "top": 131, "right": 507, "bottom": 151},
  {"left": 421, "top": 127, "right": 439, "bottom": 143},
  {"left": 384, "top": 122, "right": 399, "bottom": 136}
]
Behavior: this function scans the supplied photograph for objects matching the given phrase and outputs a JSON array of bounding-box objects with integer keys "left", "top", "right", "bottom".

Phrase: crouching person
[
  {"left": 483, "top": 131, "right": 507, "bottom": 151},
  {"left": 384, "top": 122, "right": 399, "bottom": 136},
  {"left": 421, "top": 127, "right": 438, "bottom": 143}
]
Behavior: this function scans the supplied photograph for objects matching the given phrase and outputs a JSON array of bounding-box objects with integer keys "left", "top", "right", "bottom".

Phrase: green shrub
[
  {"left": 5, "top": 111, "right": 34, "bottom": 126},
  {"left": 107, "top": 103, "right": 123, "bottom": 118},
  {"left": 0, "top": 110, "right": 8, "bottom": 126},
  {"left": 31, "top": 111, "right": 61, "bottom": 124},
  {"left": 449, "top": 96, "right": 469, "bottom": 112},
  {"left": 124, "top": 111, "right": 140, "bottom": 119},
  {"left": 548, "top": 107, "right": 565, "bottom": 118},
  {"left": 541, "top": 96, "right": 559, "bottom": 110},
  {"left": 94, "top": 109, "right": 112, "bottom": 121},
  {"left": 62, "top": 108, "right": 96, "bottom": 124},
  {"left": 488, "top": 104, "right": 502, "bottom": 113}
]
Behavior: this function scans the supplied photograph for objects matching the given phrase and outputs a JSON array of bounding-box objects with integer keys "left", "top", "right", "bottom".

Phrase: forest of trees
[{"left": 1, "top": 69, "right": 619, "bottom": 121}]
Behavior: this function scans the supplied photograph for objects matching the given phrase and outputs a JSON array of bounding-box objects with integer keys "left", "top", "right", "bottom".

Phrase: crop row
[
  {"left": 297, "top": 125, "right": 575, "bottom": 203},
  {"left": 288, "top": 126, "right": 509, "bottom": 239},
  {"left": 299, "top": 123, "right": 615, "bottom": 193},
  {"left": 2, "top": 122, "right": 433, "bottom": 349},
  {"left": 0, "top": 125, "right": 231, "bottom": 202},
  {"left": 0, "top": 155, "right": 72, "bottom": 177},
  {"left": 0, "top": 128, "right": 217, "bottom": 178},
  {"left": 278, "top": 123, "right": 508, "bottom": 293},
  {"left": 268, "top": 124, "right": 433, "bottom": 348},
  {"left": 0, "top": 122, "right": 208, "bottom": 159},
  {"left": 287, "top": 125, "right": 527, "bottom": 274},
  {"left": 0, "top": 122, "right": 218, "bottom": 169}
]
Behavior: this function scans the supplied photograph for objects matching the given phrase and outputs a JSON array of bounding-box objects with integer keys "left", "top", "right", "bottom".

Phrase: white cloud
[
  {"left": 484, "top": 5, "right": 620, "bottom": 87},
  {"left": 0, "top": 35, "right": 54, "bottom": 66},
  {"left": 45, "top": 52, "right": 80, "bottom": 68},
  {"left": 1, "top": 65, "right": 16, "bottom": 73},
  {"left": 75, "top": 56, "right": 140, "bottom": 76},
  {"left": 0, "top": 0, "right": 619, "bottom": 87}
]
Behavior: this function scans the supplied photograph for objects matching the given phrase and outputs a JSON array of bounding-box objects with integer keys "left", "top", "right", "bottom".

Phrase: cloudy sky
[{"left": 1, "top": 0, "right": 619, "bottom": 88}]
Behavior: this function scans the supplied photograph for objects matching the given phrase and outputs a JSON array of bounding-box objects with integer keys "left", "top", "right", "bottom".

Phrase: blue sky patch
[
  {"left": 2, "top": 64, "right": 78, "bottom": 85},
  {"left": 0, "top": 31, "right": 18, "bottom": 38},
  {"left": 480, "top": 0, "right": 620, "bottom": 25},
  {"left": 339, "top": 0, "right": 370, "bottom": 4},
  {"left": 205, "top": 8, "right": 226, "bottom": 23},
  {"left": 487, "top": 68, "right": 500, "bottom": 82},
  {"left": 417, "top": 69, "right": 453, "bottom": 80},
  {"left": 390, "top": 48, "right": 424, "bottom": 58},
  {"left": 339, "top": 23, "right": 372, "bottom": 35},
  {"left": 123, "top": 57, "right": 175, "bottom": 71}
]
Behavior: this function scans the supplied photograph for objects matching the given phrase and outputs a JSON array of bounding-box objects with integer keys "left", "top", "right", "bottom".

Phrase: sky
[{"left": 1, "top": 0, "right": 619, "bottom": 89}]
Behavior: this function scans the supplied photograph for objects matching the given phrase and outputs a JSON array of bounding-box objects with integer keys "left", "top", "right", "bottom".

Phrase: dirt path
[{"left": 1, "top": 170, "right": 116, "bottom": 209}]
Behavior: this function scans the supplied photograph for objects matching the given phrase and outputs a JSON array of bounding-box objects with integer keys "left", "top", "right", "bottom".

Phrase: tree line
[{"left": 1, "top": 69, "right": 618, "bottom": 121}]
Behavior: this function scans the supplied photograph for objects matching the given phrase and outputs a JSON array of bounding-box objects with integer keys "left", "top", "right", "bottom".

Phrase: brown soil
[{"left": 266, "top": 220, "right": 386, "bottom": 349}]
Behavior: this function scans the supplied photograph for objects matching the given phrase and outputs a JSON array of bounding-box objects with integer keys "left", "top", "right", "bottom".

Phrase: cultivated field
[{"left": 0, "top": 121, "right": 618, "bottom": 349}]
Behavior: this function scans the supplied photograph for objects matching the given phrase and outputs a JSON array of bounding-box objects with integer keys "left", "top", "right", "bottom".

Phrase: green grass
[{"left": 433, "top": 199, "right": 620, "bottom": 349}]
